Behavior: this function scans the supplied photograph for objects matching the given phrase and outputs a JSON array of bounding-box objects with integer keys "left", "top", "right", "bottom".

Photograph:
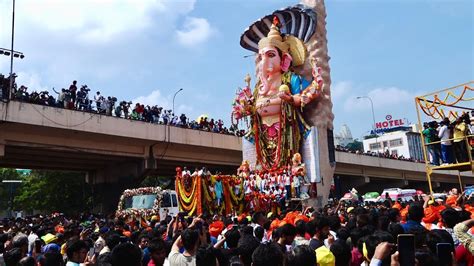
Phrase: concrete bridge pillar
[
  {"left": 361, "top": 179, "right": 409, "bottom": 193},
  {"left": 91, "top": 160, "right": 147, "bottom": 214},
  {"left": 336, "top": 175, "right": 370, "bottom": 195}
]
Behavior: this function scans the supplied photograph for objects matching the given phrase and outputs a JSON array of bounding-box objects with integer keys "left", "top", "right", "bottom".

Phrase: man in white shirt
[
  {"left": 162, "top": 111, "right": 170, "bottom": 125},
  {"left": 438, "top": 118, "right": 454, "bottom": 164},
  {"left": 293, "top": 177, "right": 300, "bottom": 198},
  {"left": 65, "top": 239, "right": 89, "bottom": 266},
  {"left": 94, "top": 92, "right": 103, "bottom": 112},
  {"left": 27, "top": 227, "right": 39, "bottom": 255},
  {"left": 168, "top": 218, "right": 202, "bottom": 266},
  {"left": 283, "top": 174, "right": 291, "bottom": 200},
  {"left": 57, "top": 89, "right": 66, "bottom": 106},
  {"left": 182, "top": 167, "right": 191, "bottom": 177},
  {"left": 191, "top": 168, "right": 199, "bottom": 178}
]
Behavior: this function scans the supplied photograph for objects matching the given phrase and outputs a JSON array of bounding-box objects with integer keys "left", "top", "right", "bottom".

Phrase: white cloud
[
  {"left": 0, "top": 0, "right": 204, "bottom": 90},
  {"left": 131, "top": 89, "right": 192, "bottom": 115},
  {"left": 331, "top": 81, "right": 352, "bottom": 99},
  {"left": 343, "top": 85, "right": 414, "bottom": 111},
  {"left": 16, "top": 71, "right": 48, "bottom": 92},
  {"left": 132, "top": 89, "right": 168, "bottom": 107},
  {"left": 367, "top": 87, "right": 413, "bottom": 108},
  {"left": 3, "top": 0, "right": 196, "bottom": 44},
  {"left": 0, "top": 60, "right": 6, "bottom": 72},
  {"left": 176, "top": 17, "right": 215, "bottom": 47},
  {"left": 175, "top": 103, "right": 193, "bottom": 115},
  {"left": 332, "top": 82, "right": 419, "bottom": 139}
]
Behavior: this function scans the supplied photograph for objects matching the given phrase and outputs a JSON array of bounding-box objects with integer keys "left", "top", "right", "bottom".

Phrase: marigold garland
[
  {"left": 229, "top": 181, "right": 244, "bottom": 203},
  {"left": 416, "top": 83, "right": 473, "bottom": 120},
  {"left": 176, "top": 175, "right": 198, "bottom": 202},
  {"left": 175, "top": 172, "right": 246, "bottom": 216}
]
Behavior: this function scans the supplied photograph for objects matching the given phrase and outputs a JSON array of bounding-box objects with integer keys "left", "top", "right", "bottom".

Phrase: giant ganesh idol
[{"left": 232, "top": 1, "right": 334, "bottom": 202}]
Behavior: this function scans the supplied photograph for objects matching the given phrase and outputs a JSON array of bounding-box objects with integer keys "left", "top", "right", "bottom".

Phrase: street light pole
[
  {"left": 357, "top": 96, "right": 379, "bottom": 154},
  {"left": 172, "top": 88, "right": 183, "bottom": 115},
  {"left": 9, "top": 0, "right": 16, "bottom": 100}
]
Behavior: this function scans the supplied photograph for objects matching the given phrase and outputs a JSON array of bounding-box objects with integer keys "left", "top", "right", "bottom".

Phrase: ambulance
[{"left": 380, "top": 188, "right": 416, "bottom": 202}]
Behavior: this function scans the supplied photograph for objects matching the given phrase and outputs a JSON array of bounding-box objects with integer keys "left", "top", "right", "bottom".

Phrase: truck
[{"left": 116, "top": 187, "right": 180, "bottom": 222}]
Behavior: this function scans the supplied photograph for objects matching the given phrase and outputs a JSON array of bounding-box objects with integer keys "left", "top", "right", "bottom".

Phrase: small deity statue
[
  {"left": 237, "top": 160, "right": 251, "bottom": 179},
  {"left": 291, "top": 153, "right": 306, "bottom": 178},
  {"left": 291, "top": 153, "right": 309, "bottom": 198}
]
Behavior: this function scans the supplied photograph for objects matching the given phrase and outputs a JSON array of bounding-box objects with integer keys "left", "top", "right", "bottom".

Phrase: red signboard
[{"left": 375, "top": 115, "right": 405, "bottom": 129}]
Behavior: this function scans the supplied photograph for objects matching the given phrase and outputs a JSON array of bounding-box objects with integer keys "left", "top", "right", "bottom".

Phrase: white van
[{"left": 380, "top": 188, "right": 416, "bottom": 202}]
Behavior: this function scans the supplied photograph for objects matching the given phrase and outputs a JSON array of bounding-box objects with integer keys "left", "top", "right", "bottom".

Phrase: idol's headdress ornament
[
  {"left": 258, "top": 17, "right": 289, "bottom": 53},
  {"left": 240, "top": 5, "right": 317, "bottom": 66},
  {"left": 257, "top": 16, "right": 307, "bottom": 67}
]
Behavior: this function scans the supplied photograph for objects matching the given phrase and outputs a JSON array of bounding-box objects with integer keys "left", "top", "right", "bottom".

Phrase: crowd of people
[
  {"left": 0, "top": 75, "right": 244, "bottom": 137},
  {"left": 335, "top": 111, "right": 474, "bottom": 165},
  {"left": 422, "top": 113, "right": 474, "bottom": 166},
  {"left": 335, "top": 146, "right": 425, "bottom": 163},
  {"left": 2, "top": 187, "right": 474, "bottom": 266}
]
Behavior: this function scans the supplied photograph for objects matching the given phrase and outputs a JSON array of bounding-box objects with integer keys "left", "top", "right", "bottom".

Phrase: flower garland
[
  {"left": 175, "top": 171, "right": 247, "bottom": 216},
  {"left": 116, "top": 187, "right": 163, "bottom": 219},
  {"left": 229, "top": 180, "right": 244, "bottom": 203},
  {"left": 202, "top": 178, "right": 218, "bottom": 215},
  {"left": 175, "top": 173, "right": 202, "bottom": 216},
  {"left": 202, "top": 179, "right": 215, "bottom": 203},
  {"left": 176, "top": 176, "right": 198, "bottom": 204}
]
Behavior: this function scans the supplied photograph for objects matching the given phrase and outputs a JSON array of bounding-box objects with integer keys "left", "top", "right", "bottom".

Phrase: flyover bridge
[{"left": 0, "top": 101, "right": 472, "bottom": 208}]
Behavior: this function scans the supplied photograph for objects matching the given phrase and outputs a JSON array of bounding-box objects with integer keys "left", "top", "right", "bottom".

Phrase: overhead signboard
[
  {"left": 370, "top": 115, "right": 409, "bottom": 134},
  {"left": 376, "top": 115, "right": 405, "bottom": 129}
]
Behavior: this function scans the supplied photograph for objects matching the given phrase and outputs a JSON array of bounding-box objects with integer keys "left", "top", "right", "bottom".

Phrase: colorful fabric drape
[{"left": 175, "top": 170, "right": 245, "bottom": 216}]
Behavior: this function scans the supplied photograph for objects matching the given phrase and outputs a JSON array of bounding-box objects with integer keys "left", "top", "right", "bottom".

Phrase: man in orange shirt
[
  {"left": 446, "top": 188, "right": 459, "bottom": 207},
  {"left": 400, "top": 205, "right": 409, "bottom": 223},
  {"left": 422, "top": 197, "right": 446, "bottom": 229},
  {"left": 392, "top": 201, "right": 401, "bottom": 210}
]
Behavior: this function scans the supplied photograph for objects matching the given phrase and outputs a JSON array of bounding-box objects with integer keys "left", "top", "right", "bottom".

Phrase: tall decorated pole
[{"left": 300, "top": 0, "right": 335, "bottom": 205}]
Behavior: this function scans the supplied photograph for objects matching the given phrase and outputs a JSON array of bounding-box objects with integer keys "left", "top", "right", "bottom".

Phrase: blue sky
[{"left": 0, "top": 0, "right": 472, "bottom": 139}]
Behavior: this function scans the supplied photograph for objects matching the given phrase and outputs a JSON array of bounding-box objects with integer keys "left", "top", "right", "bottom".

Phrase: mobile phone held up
[
  {"left": 88, "top": 247, "right": 96, "bottom": 258},
  {"left": 398, "top": 234, "right": 415, "bottom": 266}
]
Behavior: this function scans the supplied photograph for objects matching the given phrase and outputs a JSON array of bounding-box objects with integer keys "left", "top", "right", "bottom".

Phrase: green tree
[
  {"left": 364, "top": 134, "right": 378, "bottom": 140},
  {"left": 14, "top": 170, "right": 92, "bottom": 214},
  {"left": 140, "top": 175, "right": 173, "bottom": 189},
  {"left": 345, "top": 139, "right": 363, "bottom": 152}
]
